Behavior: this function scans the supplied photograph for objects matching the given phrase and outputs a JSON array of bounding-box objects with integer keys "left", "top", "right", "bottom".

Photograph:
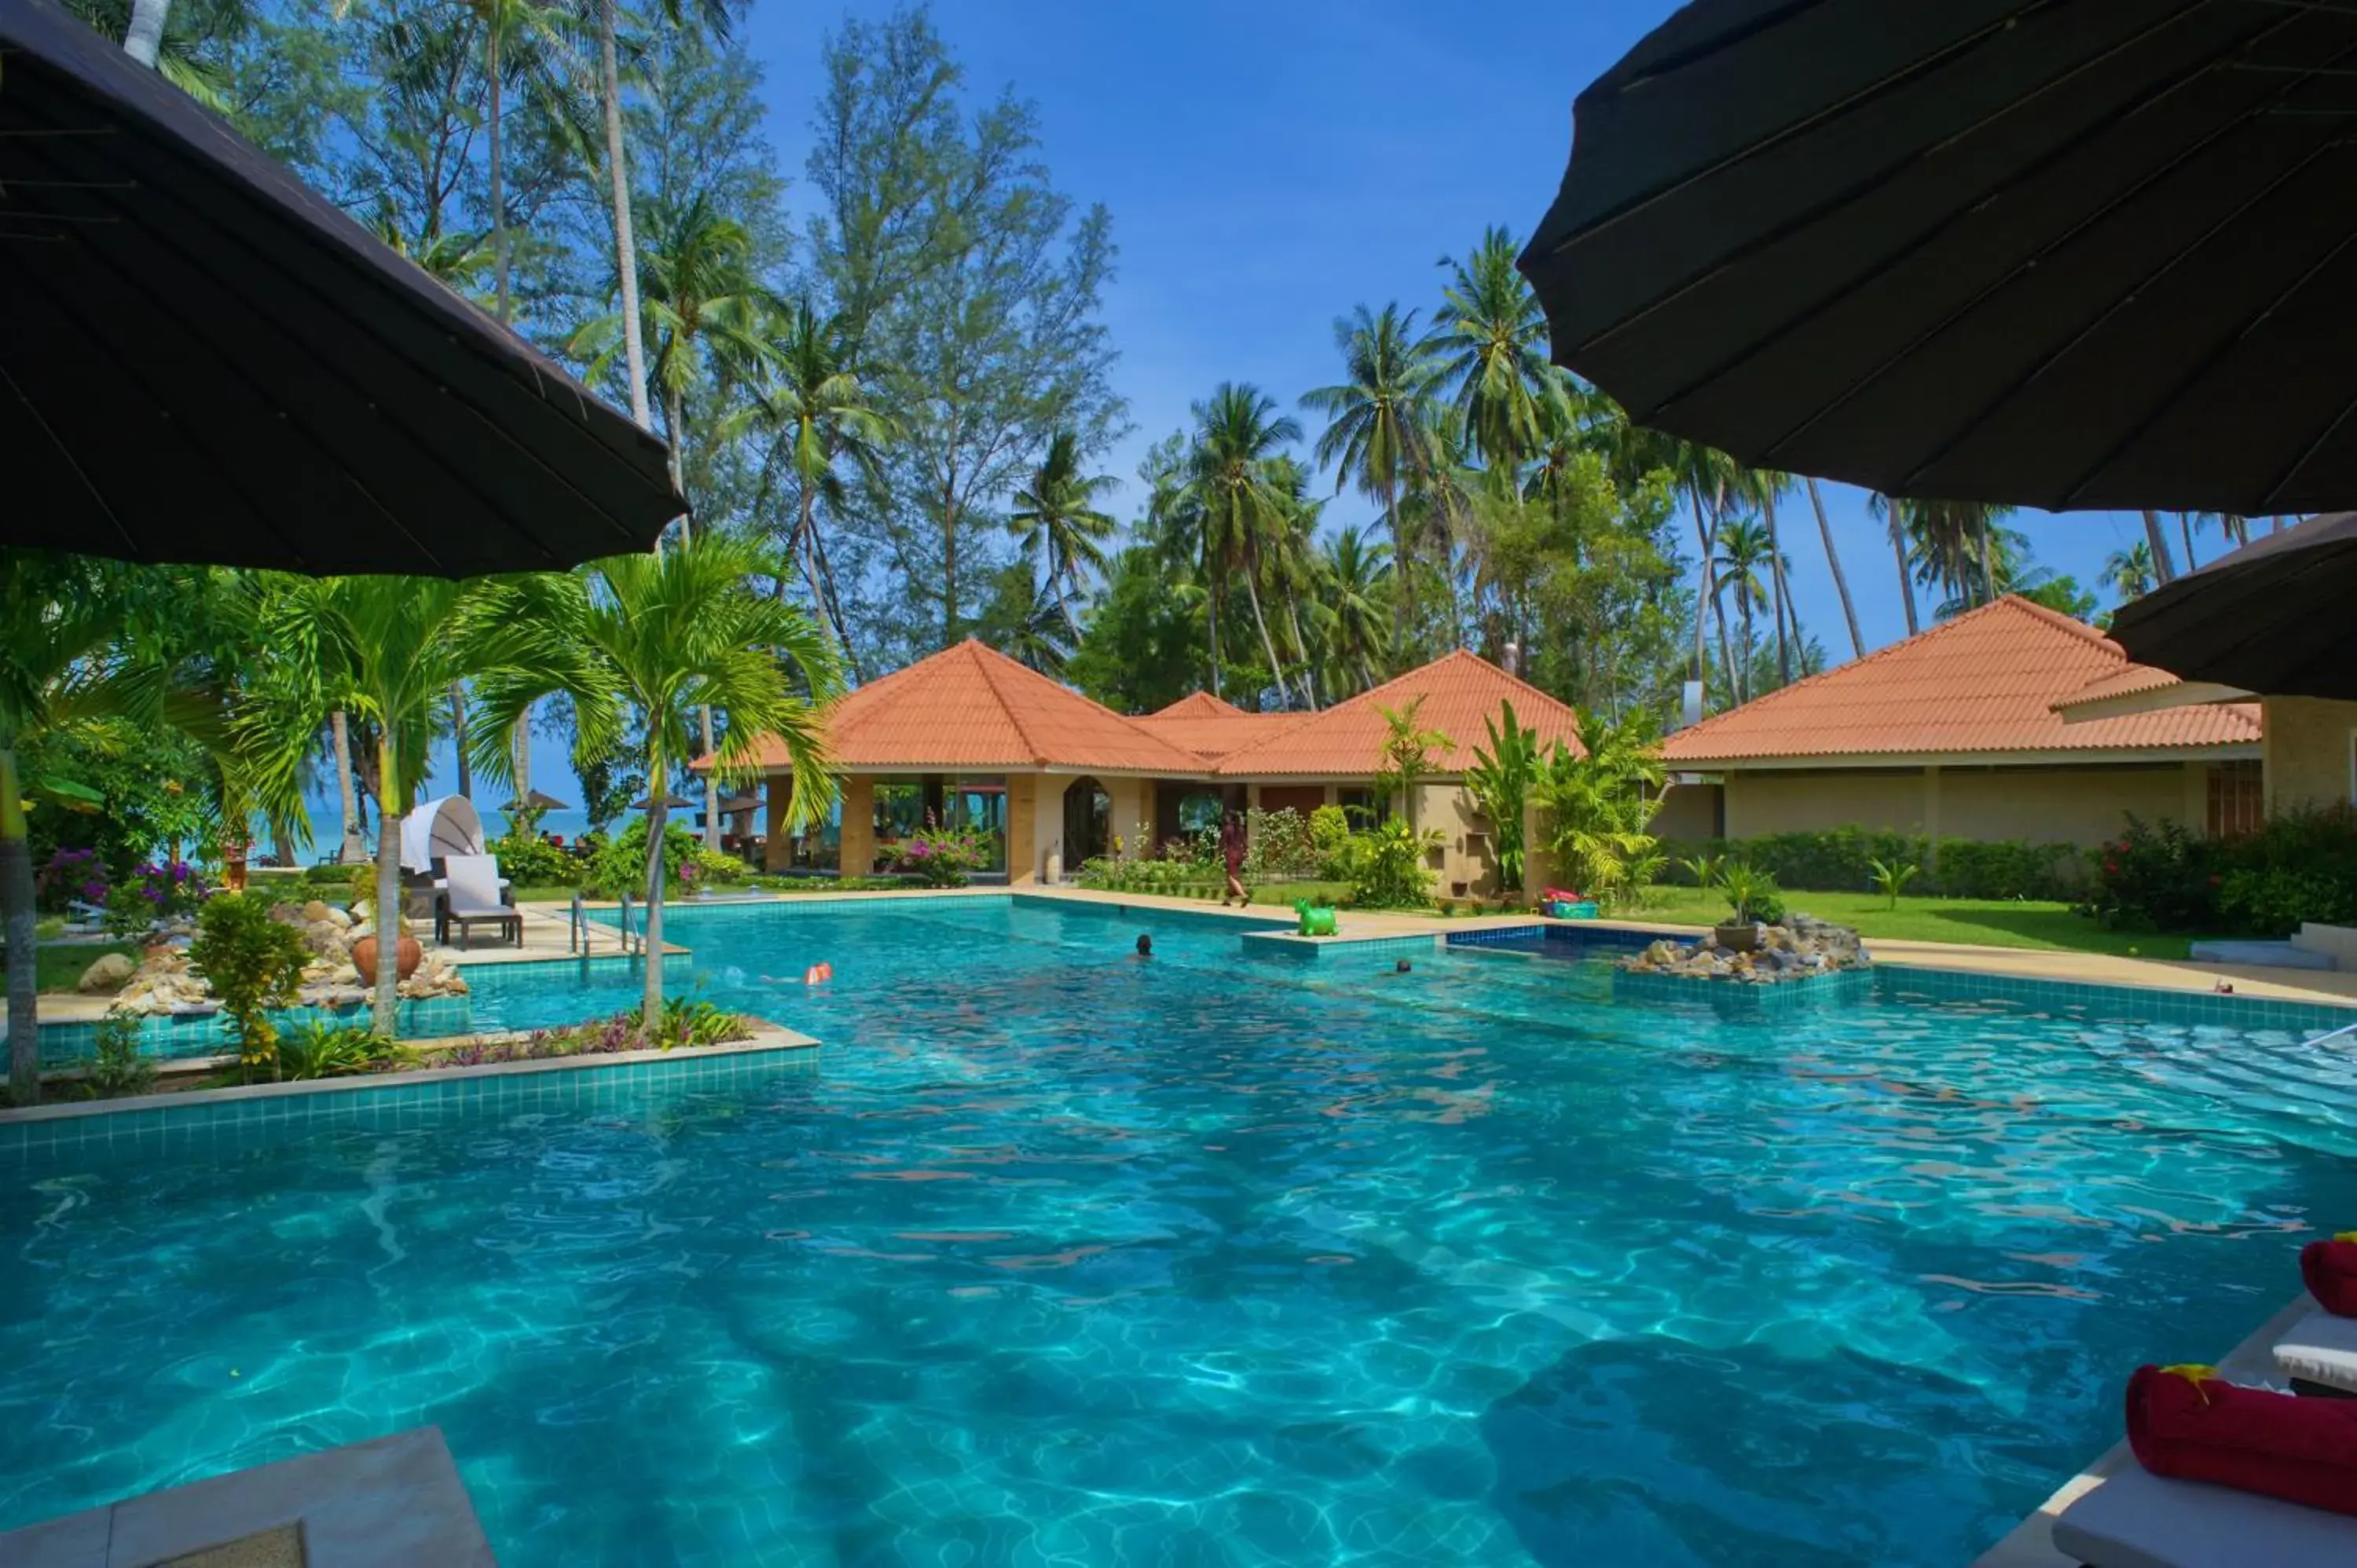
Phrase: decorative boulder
[
  {"left": 301, "top": 899, "right": 335, "bottom": 925},
  {"left": 77, "top": 952, "right": 137, "bottom": 993}
]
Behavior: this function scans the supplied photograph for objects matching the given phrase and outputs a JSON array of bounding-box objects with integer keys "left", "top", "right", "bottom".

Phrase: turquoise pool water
[{"left": 5, "top": 896, "right": 2357, "bottom": 1565}]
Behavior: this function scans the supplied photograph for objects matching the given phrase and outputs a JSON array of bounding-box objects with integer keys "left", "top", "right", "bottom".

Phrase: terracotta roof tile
[
  {"left": 1211, "top": 650, "right": 1587, "bottom": 777},
  {"left": 739, "top": 640, "right": 1211, "bottom": 775},
  {"left": 1134, "top": 691, "right": 1300, "bottom": 760},
  {"left": 1659, "top": 596, "right": 2263, "bottom": 764}
]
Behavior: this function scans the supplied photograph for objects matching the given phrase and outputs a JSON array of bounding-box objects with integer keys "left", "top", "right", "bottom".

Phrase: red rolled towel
[
  {"left": 2303, "top": 1236, "right": 2357, "bottom": 1317},
  {"left": 2128, "top": 1364, "right": 2357, "bottom": 1516}
]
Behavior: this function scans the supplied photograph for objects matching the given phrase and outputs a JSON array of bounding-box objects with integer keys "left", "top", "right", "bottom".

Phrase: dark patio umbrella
[
  {"left": 631, "top": 793, "right": 695, "bottom": 811},
  {"left": 500, "top": 789, "right": 573, "bottom": 813},
  {"left": 2110, "top": 514, "right": 2357, "bottom": 701},
  {"left": 0, "top": 0, "right": 681, "bottom": 573},
  {"left": 1519, "top": 0, "right": 2357, "bottom": 515}
]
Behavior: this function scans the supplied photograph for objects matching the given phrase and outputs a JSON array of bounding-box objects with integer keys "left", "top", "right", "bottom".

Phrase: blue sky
[{"left": 412, "top": 0, "right": 2190, "bottom": 823}]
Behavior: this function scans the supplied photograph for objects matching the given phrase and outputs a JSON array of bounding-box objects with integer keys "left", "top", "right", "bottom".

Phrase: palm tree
[
  {"left": 467, "top": 533, "right": 842, "bottom": 1019},
  {"left": 746, "top": 298, "right": 893, "bottom": 659},
  {"left": 2102, "top": 540, "right": 2157, "bottom": 603},
  {"left": 1008, "top": 431, "right": 1119, "bottom": 632},
  {"left": 1749, "top": 470, "right": 1797, "bottom": 684},
  {"left": 1262, "top": 456, "right": 1327, "bottom": 709},
  {"left": 471, "top": 0, "right": 589, "bottom": 327},
  {"left": 1182, "top": 384, "right": 1305, "bottom": 709},
  {"left": 572, "top": 192, "right": 773, "bottom": 496},
  {"left": 244, "top": 577, "right": 510, "bottom": 1034},
  {"left": 1426, "top": 227, "right": 1552, "bottom": 472},
  {"left": 1903, "top": 498, "right": 2014, "bottom": 611},
  {"left": 2140, "top": 508, "right": 2180, "bottom": 584},
  {"left": 1712, "top": 518, "right": 1774, "bottom": 704},
  {"left": 1303, "top": 303, "right": 1439, "bottom": 658},
  {"left": 1319, "top": 526, "right": 1392, "bottom": 694},
  {"left": 1804, "top": 476, "right": 1865, "bottom": 659},
  {"left": 1868, "top": 494, "right": 1920, "bottom": 636},
  {"left": 1373, "top": 697, "right": 1453, "bottom": 831},
  {"left": 330, "top": 710, "right": 367, "bottom": 863}
]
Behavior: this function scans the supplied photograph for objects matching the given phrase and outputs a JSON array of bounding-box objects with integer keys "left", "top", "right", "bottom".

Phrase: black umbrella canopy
[
  {"left": 0, "top": 0, "right": 683, "bottom": 574},
  {"left": 1521, "top": 0, "right": 2357, "bottom": 515},
  {"left": 2110, "top": 513, "right": 2357, "bottom": 701},
  {"left": 631, "top": 793, "right": 695, "bottom": 811},
  {"left": 501, "top": 789, "right": 573, "bottom": 812}
]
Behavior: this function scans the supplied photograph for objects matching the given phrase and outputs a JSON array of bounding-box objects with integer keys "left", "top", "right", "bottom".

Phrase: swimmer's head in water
[
  {"left": 1136, "top": 934, "right": 1153, "bottom": 956},
  {"left": 1395, "top": 959, "right": 1412, "bottom": 973}
]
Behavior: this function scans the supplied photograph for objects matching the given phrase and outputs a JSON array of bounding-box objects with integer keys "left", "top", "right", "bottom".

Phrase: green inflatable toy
[{"left": 1294, "top": 899, "right": 1339, "bottom": 937}]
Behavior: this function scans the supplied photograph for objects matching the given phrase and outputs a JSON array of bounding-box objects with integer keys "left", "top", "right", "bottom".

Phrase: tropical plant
[
  {"left": 1178, "top": 383, "right": 1307, "bottom": 707},
  {"left": 1802, "top": 476, "right": 1865, "bottom": 659},
  {"left": 242, "top": 575, "right": 508, "bottom": 1035},
  {"left": 277, "top": 1020, "right": 402, "bottom": 1081},
  {"left": 1372, "top": 696, "right": 1452, "bottom": 830},
  {"left": 1336, "top": 819, "right": 1441, "bottom": 909},
  {"left": 1427, "top": 226, "right": 1552, "bottom": 472},
  {"left": 1868, "top": 855, "right": 1921, "bottom": 910},
  {"left": 1007, "top": 430, "right": 1119, "bottom": 632},
  {"left": 893, "top": 827, "right": 984, "bottom": 888},
  {"left": 746, "top": 299, "right": 893, "bottom": 661},
  {"left": 189, "top": 891, "right": 310, "bottom": 1082},
  {"left": 1681, "top": 852, "right": 1725, "bottom": 892},
  {"left": 1534, "top": 713, "right": 1666, "bottom": 906},
  {"left": 1464, "top": 701, "right": 1542, "bottom": 894},
  {"left": 1711, "top": 518, "right": 1776, "bottom": 703},
  {"left": 2102, "top": 541, "right": 2157, "bottom": 603},
  {"left": 1317, "top": 526, "right": 1394, "bottom": 694},
  {"left": 1303, "top": 302, "right": 1439, "bottom": 653},
  {"left": 82, "top": 1017, "right": 156, "bottom": 1100},
  {"left": 1717, "top": 861, "right": 1785, "bottom": 926},
  {"left": 466, "top": 531, "right": 843, "bottom": 1019}
]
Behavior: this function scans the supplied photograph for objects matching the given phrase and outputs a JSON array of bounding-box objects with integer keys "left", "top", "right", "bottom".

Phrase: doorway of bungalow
[{"left": 1062, "top": 776, "right": 1110, "bottom": 869}]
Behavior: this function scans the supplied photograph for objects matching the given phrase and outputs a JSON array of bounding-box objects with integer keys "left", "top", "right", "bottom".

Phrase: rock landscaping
[
  {"left": 104, "top": 900, "right": 469, "bottom": 1018},
  {"left": 1618, "top": 913, "right": 1870, "bottom": 985}
]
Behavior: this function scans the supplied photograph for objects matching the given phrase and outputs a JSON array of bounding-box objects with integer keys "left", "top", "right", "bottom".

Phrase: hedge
[{"left": 1656, "top": 826, "right": 2087, "bottom": 902}]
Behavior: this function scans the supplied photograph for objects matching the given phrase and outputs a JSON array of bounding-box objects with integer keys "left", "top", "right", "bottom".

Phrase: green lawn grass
[
  {"left": 1246, "top": 881, "right": 1356, "bottom": 909},
  {"left": 1627, "top": 885, "right": 2194, "bottom": 959},
  {"left": 35, "top": 940, "right": 140, "bottom": 995}
]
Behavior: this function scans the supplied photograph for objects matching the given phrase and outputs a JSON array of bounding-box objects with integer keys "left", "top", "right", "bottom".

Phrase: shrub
[
  {"left": 582, "top": 818, "right": 700, "bottom": 899},
  {"left": 1657, "top": 829, "right": 2082, "bottom": 901},
  {"left": 686, "top": 846, "right": 749, "bottom": 888},
  {"left": 279, "top": 1021, "right": 401, "bottom": 1080},
  {"left": 82, "top": 1017, "right": 154, "bottom": 1099},
  {"left": 893, "top": 827, "right": 984, "bottom": 888},
  {"left": 101, "top": 860, "right": 208, "bottom": 935},
  {"left": 1241, "top": 808, "right": 1321, "bottom": 881},
  {"left": 487, "top": 831, "right": 578, "bottom": 891},
  {"left": 35, "top": 848, "right": 108, "bottom": 914},
  {"left": 188, "top": 892, "right": 310, "bottom": 1080},
  {"left": 449, "top": 998, "right": 753, "bottom": 1065},
  {"left": 1336, "top": 820, "right": 1439, "bottom": 909},
  {"left": 1309, "top": 804, "right": 1350, "bottom": 867}
]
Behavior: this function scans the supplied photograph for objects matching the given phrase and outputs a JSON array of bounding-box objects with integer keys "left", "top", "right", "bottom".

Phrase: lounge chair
[
  {"left": 438, "top": 854, "right": 519, "bottom": 950},
  {"left": 2050, "top": 1460, "right": 2357, "bottom": 1567},
  {"left": 2273, "top": 1305, "right": 2357, "bottom": 1398}
]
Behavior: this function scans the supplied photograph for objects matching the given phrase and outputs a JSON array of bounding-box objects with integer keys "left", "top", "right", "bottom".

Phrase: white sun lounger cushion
[
  {"left": 2273, "top": 1305, "right": 2357, "bottom": 1394},
  {"left": 2051, "top": 1460, "right": 2357, "bottom": 1568}
]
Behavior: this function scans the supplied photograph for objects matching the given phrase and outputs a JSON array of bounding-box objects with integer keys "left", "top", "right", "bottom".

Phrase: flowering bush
[
  {"left": 35, "top": 848, "right": 108, "bottom": 914},
  {"left": 101, "top": 860, "right": 208, "bottom": 935},
  {"left": 2081, "top": 808, "right": 2357, "bottom": 936},
  {"left": 893, "top": 828, "right": 984, "bottom": 888}
]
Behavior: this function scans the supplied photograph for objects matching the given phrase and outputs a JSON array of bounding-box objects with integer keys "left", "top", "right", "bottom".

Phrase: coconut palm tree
[
  {"left": 1903, "top": 498, "right": 2015, "bottom": 612},
  {"left": 1008, "top": 431, "right": 1119, "bottom": 633},
  {"left": 2102, "top": 540, "right": 2157, "bottom": 603},
  {"left": 1182, "top": 384, "right": 1306, "bottom": 709},
  {"left": 571, "top": 192, "right": 774, "bottom": 496},
  {"left": 244, "top": 577, "right": 511, "bottom": 1035},
  {"left": 2140, "top": 509, "right": 2179, "bottom": 584},
  {"left": 466, "top": 533, "right": 841, "bottom": 1019},
  {"left": 1426, "top": 227, "right": 1552, "bottom": 472},
  {"left": 1711, "top": 518, "right": 1775, "bottom": 704},
  {"left": 471, "top": 0, "right": 592, "bottom": 327},
  {"left": 1303, "top": 303, "right": 1440, "bottom": 657},
  {"left": 1319, "top": 526, "right": 1392, "bottom": 695},
  {"left": 1804, "top": 476, "right": 1865, "bottom": 659},
  {"left": 744, "top": 298, "right": 893, "bottom": 660}
]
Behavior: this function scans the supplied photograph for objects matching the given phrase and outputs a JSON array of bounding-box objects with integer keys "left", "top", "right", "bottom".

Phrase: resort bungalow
[
  {"left": 729, "top": 641, "right": 1584, "bottom": 896},
  {"left": 1655, "top": 595, "right": 2267, "bottom": 848}
]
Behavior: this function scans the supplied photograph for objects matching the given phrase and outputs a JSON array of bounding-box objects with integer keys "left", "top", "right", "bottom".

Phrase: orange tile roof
[
  {"left": 1211, "top": 650, "right": 1587, "bottom": 777},
  {"left": 735, "top": 639, "right": 1211, "bottom": 775},
  {"left": 1659, "top": 596, "right": 2263, "bottom": 764},
  {"left": 1133, "top": 691, "right": 1301, "bottom": 760},
  {"left": 2053, "top": 664, "right": 2198, "bottom": 709}
]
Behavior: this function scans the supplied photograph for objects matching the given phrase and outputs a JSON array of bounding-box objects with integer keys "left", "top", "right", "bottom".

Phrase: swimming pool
[{"left": 5, "top": 895, "right": 2355, "bottom": 1566}]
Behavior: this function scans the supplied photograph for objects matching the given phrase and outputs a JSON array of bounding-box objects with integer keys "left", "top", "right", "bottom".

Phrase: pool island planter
[{"left": 0, "top": 1022, "right": 819, "bottom": 1167}]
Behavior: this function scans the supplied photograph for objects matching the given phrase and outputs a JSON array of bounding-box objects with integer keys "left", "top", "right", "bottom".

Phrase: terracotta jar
[{"left": 350, "top": 931, "right": 423, "bottom": 981}]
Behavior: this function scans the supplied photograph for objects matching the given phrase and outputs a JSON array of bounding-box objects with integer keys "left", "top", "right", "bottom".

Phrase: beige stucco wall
[
  {"left": 1412, "top": 781, "right": 1502, "bottom": 898},
  {"left": 1107, "top": 778, "right": 1151, "bottom": 859},
  {"left": 1651, "top": 781, "right": 1722, "bottom": 842},
  {"left": 1006, "top": 775, "right": 1038, "bottom": 886},
  {"left": 1936, "top": 764, "right": 2196, "bottom": 845},
  {"left": 1722, "top": 768, "right": 1931, "bottom": 838},
  {"left": 1717, "top": 761, "right": 2206, "bottom": 847},
  {"left": 839, "top": 776, "right": 875, "bottom": 877},
  {"left": 2264, "top": 698, "right": 2357, "bottom": 814}
]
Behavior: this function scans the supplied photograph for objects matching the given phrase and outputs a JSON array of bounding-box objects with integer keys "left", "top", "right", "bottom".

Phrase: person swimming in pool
[{"left": 1135, "top": 933, "right": 1153, "bottom": 958}]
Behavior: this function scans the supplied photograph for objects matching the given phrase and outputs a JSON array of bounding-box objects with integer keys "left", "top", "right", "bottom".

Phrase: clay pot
[
  {"left": 1713, "top": 921, "right": 1761, "bottom": 953},
  {"left": 350, "top": 931, "right": 423, "bottom": 981}
]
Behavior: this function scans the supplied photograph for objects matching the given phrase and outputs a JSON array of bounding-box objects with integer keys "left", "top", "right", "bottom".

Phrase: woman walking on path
[{"left": 1220, "top": 809, "right": 1248, "bottom": 907}]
